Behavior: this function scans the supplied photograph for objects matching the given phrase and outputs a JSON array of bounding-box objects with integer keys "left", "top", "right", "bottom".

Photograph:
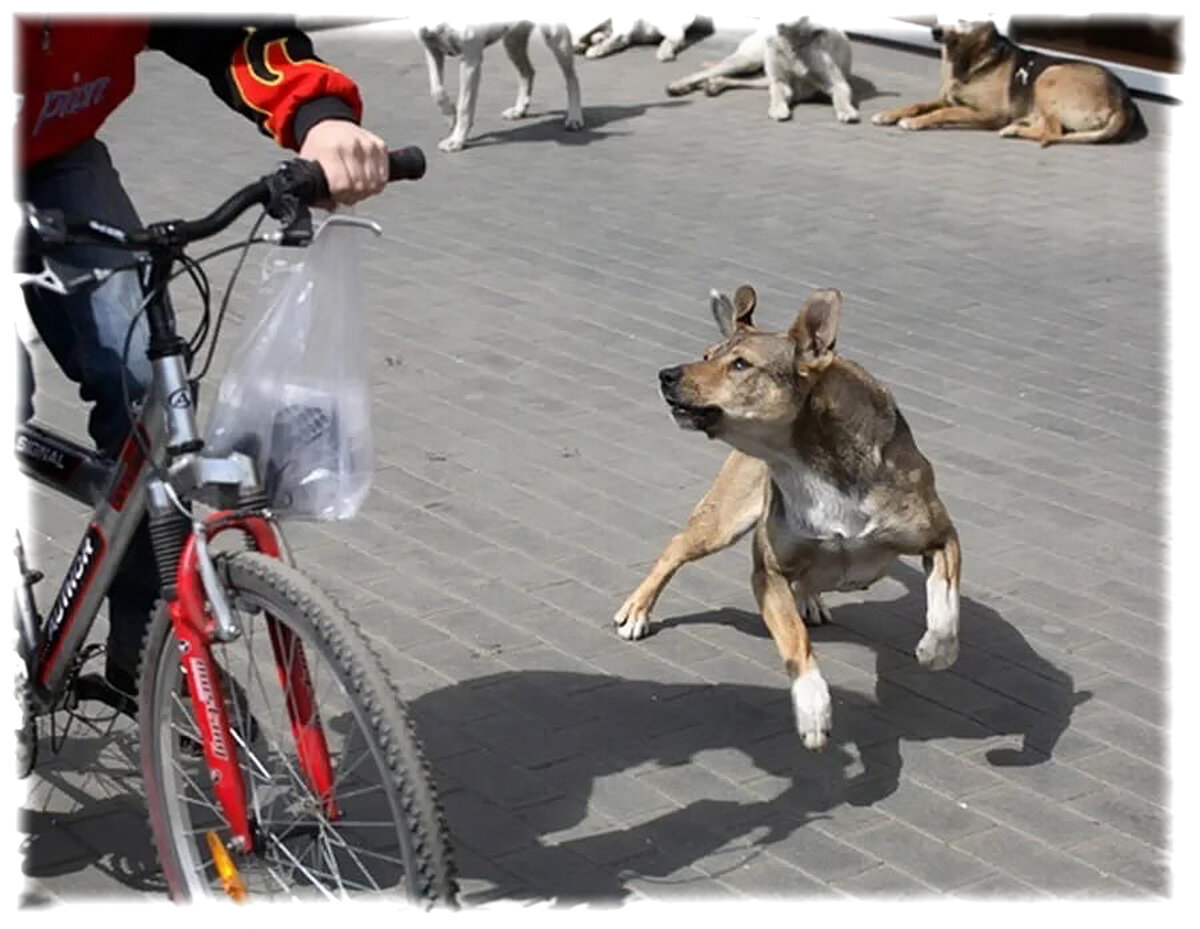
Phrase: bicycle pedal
[{"left": 71, "top": 673, "right": 138, "bottom": 720}]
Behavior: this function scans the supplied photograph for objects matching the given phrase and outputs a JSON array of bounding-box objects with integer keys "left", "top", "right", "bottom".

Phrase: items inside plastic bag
[{"left": 204, "top": 212, "right": 377, "bottom": 521}]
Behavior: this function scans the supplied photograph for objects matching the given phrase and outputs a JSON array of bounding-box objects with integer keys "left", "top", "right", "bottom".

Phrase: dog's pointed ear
[
  {"left": 789, "top": 288, "right": 842, "bottom": 361},
  {"left": 711, "top": 285, "right": 756, "bottom": 337},
  {"left": 732, "top": 284, "right": 757, "bottom": 328},
  {"left": 711, "top": 289, "right": 736, "bottom": 337}
]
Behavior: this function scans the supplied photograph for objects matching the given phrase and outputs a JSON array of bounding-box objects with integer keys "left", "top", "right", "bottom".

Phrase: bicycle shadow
[
  {"left": 19, "top": 704, "right": 407, "bottom": 899},
  {"left": 470, "top": 100, "right": 692, "bottom": 148},
  {"left": 18, "top": 714, "right": 167, "bottom": 896},
  {"left": 412, "top": 561, "right": 1088, "bottom": 903}
]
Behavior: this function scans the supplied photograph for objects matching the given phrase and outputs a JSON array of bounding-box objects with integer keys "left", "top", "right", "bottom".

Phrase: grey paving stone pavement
[{"left": 16, "top": 24, "right": 1173, "bottom": 905}]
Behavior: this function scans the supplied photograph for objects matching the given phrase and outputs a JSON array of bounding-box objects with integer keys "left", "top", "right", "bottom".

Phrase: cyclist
[{"left": 16, "top": 18, "right": 390, "bottom": 697}]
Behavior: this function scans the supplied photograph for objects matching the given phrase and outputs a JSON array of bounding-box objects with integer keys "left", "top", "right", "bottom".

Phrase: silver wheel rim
[{"left": 150, "top": 591, "right": 417, "bottom": 900}]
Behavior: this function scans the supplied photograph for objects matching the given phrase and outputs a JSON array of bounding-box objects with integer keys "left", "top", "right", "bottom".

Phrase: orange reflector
[{"left": 206, "top": 830, "right": 248, "bottom": 902}]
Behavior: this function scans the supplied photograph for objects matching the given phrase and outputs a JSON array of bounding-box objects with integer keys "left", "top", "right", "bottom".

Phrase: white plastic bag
[{"left": 204, "top": 214, "right": 375, "bottom": 521}]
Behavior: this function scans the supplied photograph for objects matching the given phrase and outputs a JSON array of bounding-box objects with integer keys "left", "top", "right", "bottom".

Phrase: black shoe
[
  {"left": 103, "top": 650, "right": 140, "bottom": 700},
  {"left": 98, "top": 647, "right": 262, "bottom": 748},
  {"left": 59, "top": 645, "right": 140, "bottom": 719},
  {"left": 70, "top": 672, "right": 138, "bottom": 720}
]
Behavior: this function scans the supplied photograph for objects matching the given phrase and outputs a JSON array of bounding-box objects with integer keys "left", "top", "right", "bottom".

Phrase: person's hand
[{"left": 298, "top": 120, "right": 388, "bottom": 206}]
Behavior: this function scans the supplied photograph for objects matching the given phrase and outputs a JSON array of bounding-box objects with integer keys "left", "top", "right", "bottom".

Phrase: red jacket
[{"left": 18, "top": 18, "right": 364, "bottom": 168}]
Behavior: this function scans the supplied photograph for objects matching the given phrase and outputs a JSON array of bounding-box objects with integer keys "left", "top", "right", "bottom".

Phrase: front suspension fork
[{"left": 168, "top": 511, "right": 339, "bottom": 854}]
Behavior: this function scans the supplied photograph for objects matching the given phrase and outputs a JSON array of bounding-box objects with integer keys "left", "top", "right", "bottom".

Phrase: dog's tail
[
  {"left": 1122, "top": 97, "right": 1150, "bottom": 142},
  {"left": 1042, "top": 70, "right": 1149, "bottom": 146},
  {"left": 1041, "top": 101, "right": 1146, "bottom": 146}
]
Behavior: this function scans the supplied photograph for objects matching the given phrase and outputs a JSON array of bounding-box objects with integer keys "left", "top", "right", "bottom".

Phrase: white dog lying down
[
  {"left": 666, "top": 18, "right": 858, "bottom": 123},
  {"left": 573, "top": 15, "right": 711, "bottom": 61},
  {"left": 417, "top": 22, "right": 585, "bottom": 152}
]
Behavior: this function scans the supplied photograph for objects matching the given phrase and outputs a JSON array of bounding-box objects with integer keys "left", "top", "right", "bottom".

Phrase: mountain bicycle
[{"left": 13, "top": 147, "right": 458, "bottom": 904}]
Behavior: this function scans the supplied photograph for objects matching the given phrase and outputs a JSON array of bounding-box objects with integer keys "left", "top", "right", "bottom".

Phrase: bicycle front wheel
[{"left": 138, "top": 550, "right": 457, "bottom": 904}]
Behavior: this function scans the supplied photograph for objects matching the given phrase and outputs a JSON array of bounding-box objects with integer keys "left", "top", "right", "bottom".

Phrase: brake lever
[
  {"left": 264, "top": 161, "right": 316, "bottom": 247},
  {"left": 269, "top": 192, "right": 314, "bottom": 247},
  {"left": 278, "top": 206, "right": 313, "bottom": 247},
  {"left": 15, "top": 257, "right": 113, "bottom": 295}
]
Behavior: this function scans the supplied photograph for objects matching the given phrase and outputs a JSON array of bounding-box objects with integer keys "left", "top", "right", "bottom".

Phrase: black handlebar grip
[
  {"left": 304, "top": 146, "right": 427, "bottom": 202},
  {"left": 388, "top": 147, "right": 426, "bottom": 181}
]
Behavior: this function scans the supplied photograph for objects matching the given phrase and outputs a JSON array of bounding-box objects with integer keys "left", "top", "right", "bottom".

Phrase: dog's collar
[
  {"left": 1009, "top": 49, "right": 1058, "bottom": 97},
  {"left": 1014, "top": 55, "right": 1039, "bottom": 86}
]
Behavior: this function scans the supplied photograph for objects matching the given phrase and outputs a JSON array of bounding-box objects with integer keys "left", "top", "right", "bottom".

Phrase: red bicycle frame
[{"left": 170, "top": 511, "right": 339, "bottom": 852}]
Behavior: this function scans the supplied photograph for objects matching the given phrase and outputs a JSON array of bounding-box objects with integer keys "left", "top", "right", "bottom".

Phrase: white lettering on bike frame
[
  {"left": 189, "top": 656, "right": 230, "bottom": 762},
  {"left": 41, "top": 527, "right": 101, "bottom": 657}
]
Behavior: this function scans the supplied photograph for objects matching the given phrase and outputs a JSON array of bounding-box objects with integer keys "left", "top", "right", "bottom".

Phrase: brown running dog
[
  {"left": 871, "top": 19, "right": 1142, "bottom": 146},
  {"left": 614, "top": 286, "right": 961, "bottom": 749}
]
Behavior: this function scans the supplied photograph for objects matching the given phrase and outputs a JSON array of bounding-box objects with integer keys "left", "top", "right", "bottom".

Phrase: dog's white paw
[
  {"left": 897, "top": 117, "right": 920, "bottom": 131},
  {"left": 791, "top": 667, "right": 833, "bottom": 750},
  {"left": 768, "top": 102, "right": 792, "bottom": 121},
  {"left": 563, "top": 112, "right": 585, "bottom": 131},
  {"left": 501, "top": 104, "right": 529, "bottom": 121},
  {"left": 613, "top": 595, "right": 652, "bottom": 641},
  {"left": 438, "top": 134, "right": 466, "bottom": 153},
  {"left": 837, "top": 107, "right": 860, "bottom": 124},
  {"left": 870, "top": 111, "right": 894, "bottom": 126},
  {"left": 998, "top": 124, "right": 1021, "bottom": 138},
  {"left": 915, "top": 630, "right": 959, "bottom": 671}
]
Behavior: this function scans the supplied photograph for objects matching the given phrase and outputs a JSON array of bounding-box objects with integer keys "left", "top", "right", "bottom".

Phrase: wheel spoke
[
  {"left": 169, "top": 756, "right": 226, "bottom": 821},
  {"left": 323, "top": 782, "right": 387, "bottom": 804},
  {"left": 328, "top": 740, "right": 377, "bottom": 797},
  {"left": 314, "top": 819, "right": 389, "bottom": 892},
  {"left": 142, "top": 553, "right": 451, "bottom": 903},
  {"left": 264, "top": 833, "right": 339, "bottom": 900}
]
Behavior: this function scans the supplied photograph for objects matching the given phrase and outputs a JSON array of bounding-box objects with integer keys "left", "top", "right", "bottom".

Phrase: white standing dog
[
  {"left": 666, "top": 18, "right": 859, "bottom": 124},
  {"left": 417, "top": 22, "right": 585, "bottom": 152}
]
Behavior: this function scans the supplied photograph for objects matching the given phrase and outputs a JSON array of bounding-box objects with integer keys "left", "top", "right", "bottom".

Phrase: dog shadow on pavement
[
  {"left": 413, "top": 560, "right": 1089, "bottom": 903},
  {"left": 470, "top": 99, "right": 692, "bottom": 148},
  {"left": 848, "top": 73, "right": 896, "bottom": 105},
  {"left": 16, "top": 563, "right": 1086, "bottom": 903}
]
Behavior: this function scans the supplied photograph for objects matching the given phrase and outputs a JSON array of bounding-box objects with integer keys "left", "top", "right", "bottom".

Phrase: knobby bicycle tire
[{"left": 137, "top": 550, "right": 457, "bottom": 904}]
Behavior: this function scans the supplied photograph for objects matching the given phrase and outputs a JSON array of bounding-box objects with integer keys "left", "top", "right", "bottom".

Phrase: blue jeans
[{"left": 19, "top": 138, "right": 159, "bottom": 681}]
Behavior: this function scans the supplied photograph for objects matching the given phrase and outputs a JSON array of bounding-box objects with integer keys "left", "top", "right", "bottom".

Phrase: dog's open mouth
[{"left": 667, "top": 401, "right": 723, "bottom": 434}]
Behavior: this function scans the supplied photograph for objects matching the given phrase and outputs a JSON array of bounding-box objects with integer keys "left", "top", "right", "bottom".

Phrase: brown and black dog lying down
[
  {"left": 615, "top": 286, "right": 961, "bottom": 749},
  {"left": 872, "top": 19, "right": 1143, "bottom": 146}
]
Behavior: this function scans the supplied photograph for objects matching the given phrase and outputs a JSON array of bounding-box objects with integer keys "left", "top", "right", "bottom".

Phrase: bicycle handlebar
[
  {"left": 382, "top": 147, "right": 427, "bottom": 183},
  {"left": 281, "top": 147, "right": 429, "bottom": 203},
  {"left": 181, "top": 147, "right": 427, "bottom": 244},
  {"left": 22, "top": 146, "right": 426, "bottom": 256}
]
